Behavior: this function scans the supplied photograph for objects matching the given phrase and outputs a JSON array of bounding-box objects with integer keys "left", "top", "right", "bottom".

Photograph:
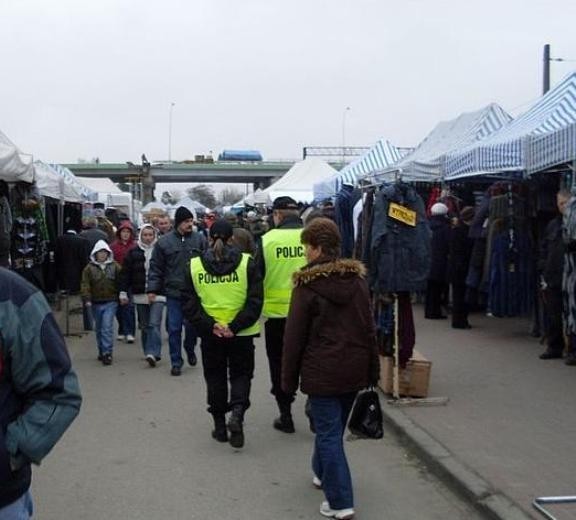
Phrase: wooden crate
[{"left": 378, "top": 350, "right": 432, "bottom": 398}]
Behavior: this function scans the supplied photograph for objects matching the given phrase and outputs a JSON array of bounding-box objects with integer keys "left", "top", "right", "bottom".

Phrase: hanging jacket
[
  {"left": 368, "top": 182, "right": 431, "bottom": 293},
  {"left": 0, "top": 268, "right": 81, "bottom": 508}
]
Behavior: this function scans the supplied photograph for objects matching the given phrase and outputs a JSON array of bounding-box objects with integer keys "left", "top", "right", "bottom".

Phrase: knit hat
[
  {"left": 209, "top": 219, "right": 234, "bottom": 241},
  {"left": 272, "top": 196, "right": 298, "bottom": 210},
  {"left": 431, "top": 202, "right": 449, "bottom": 216},
  {"left": 174, "top": 206, "right": 194, "bottom": 228}
]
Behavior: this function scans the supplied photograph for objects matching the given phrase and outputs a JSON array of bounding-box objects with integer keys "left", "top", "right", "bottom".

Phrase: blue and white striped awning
[
  {"left": 313, "top": 139, "right": 403, "bottom": 200},
  {"left": 375, "top": 103, "right": 512, "bottom": 182},
  {"left": 445, "top": 71, "right": 576, "bottom": 179},
  {"left": 49, "top": 163, "right": 98, "bottom": 201}
]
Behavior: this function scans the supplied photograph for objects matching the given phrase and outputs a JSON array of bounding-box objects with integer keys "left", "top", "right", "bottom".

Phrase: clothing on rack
[
  {"left": 0, "top": 193, "right": 12, "bottom": 268},
  {"left": 334, "top": 185, "right": 361, "bottom": 258},
  {"left": 367, "top": 181, "right": 431, "bottom": 294}
]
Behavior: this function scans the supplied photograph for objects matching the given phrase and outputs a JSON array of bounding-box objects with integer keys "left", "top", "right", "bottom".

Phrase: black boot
[
  {"left": 227, "top": 405, "right": 245, "bottom": 448},
  {"left": 273, "top": 402, "right": 295, "bottom": 434},
  {"left": 212, "top": 414, "right": 228, "bottom": 443}
]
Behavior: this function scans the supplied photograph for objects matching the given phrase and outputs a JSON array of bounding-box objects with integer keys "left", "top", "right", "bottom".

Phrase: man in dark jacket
[
  {"left": 55, "top": 229, "right": 90, "bottom": 293},
  {"left": 79, "top": 217, "right": 109, "bottom": 250},
  {"left": 425, "top": 203, "right": 450, "bottom": 319},
  {"left": 258, "top": 197, "right": 306, "bottom": 433},
  {"left": 0, "top": 268, "right": 81, "bottom": 518},
  {"left": 539, "top": 190, "right": 570, "bottom": 359},
  {"left": 147, "top": 206, "right": 207, "bottom": 376},
  {"left": 449, "top": 207, "right": 475, "bottom": 329}
]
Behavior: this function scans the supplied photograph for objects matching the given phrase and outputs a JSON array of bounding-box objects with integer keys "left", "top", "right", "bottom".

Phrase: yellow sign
[{"left": 388, "top": 203, "right": 417, "bottom": 227}]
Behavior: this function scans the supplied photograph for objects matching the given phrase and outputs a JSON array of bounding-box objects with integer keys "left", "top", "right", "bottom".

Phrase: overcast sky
[{"left": 2, "top": 0, "right": 576, "bottom": 166}]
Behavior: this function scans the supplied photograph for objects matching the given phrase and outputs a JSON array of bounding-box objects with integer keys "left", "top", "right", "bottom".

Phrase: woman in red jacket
[
  {"left": 282, "top": 218, "right": 379, "bottom": 520},
  {"left": 111, "top": 220, "right": 136, "bottom": 342}
]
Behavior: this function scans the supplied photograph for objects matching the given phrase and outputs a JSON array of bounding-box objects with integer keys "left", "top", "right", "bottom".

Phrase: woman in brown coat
[{"left": 282, "top": 218, "right": 379, "bottom": 520}]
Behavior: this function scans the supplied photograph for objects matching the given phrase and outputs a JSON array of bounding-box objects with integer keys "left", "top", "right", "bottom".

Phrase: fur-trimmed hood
[{"left": 293, "top": 258, "right": 367, "bottom": 305}]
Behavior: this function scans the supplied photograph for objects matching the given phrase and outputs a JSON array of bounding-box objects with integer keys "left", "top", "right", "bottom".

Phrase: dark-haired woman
[
  {"left": 282, "top": 217, "right": 379, "bottom": 520},
  {"left": 182, "top": 219, "right": 263, "bottom": 449}
]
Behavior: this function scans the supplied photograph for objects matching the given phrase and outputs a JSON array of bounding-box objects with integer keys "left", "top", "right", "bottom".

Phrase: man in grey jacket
[
  {"left": 147, "top": 206, "right": 207, "bottom": 376},
  {"left": 0, "top": 268, "right": 82, "bottom": 519}
]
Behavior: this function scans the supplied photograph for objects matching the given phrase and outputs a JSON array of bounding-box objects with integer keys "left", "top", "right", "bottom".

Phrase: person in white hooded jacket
[
  {"left": 81, "top": 240, "right": 122, "bottom": 365},
  {"left": 118, "top": 224, "right": 166, "bottom": 366}
]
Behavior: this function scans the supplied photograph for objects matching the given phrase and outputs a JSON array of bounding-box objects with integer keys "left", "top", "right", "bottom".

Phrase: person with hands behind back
[
  {"left": 282, "top": 218, "right": 379, "bottom": 520},
  {"left": 182, "top": 219, "right": 263, "bottom": 449}
]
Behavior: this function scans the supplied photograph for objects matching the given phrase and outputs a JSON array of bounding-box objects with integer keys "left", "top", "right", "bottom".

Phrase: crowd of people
[{"left": 1, "top": 196, "right": 375, "bottom": 520}]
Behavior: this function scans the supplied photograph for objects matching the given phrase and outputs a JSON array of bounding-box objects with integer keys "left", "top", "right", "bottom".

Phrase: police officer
[
  {"left": 182, "top": 219, "right": 263, "bottom": 449},
  {"left": 260, "top": 196, "right": 306, "bottom": 433}
]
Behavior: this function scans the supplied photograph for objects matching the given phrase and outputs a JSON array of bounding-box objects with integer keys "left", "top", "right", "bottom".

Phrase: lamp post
[
  {"left": 341, "top": 106, "right": 351, "bottom": 167},
  {"left": 168, "top": 102, "right": 175, "bottom": 163}
]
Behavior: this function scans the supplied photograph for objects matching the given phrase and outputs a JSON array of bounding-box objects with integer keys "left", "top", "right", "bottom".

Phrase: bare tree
[
  {"left": 187, "top": 184, "right": 216, "bottom": 208},
  {"left": 219, "top": 187, "right": 244, "bottom": 205}
]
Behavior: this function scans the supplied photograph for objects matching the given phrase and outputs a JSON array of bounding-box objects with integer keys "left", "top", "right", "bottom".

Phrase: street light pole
[
  {"left": 341, "top": 106, "right": 351, "bottom": 167},
  {"left": 168, "top": 102, "right": 175, "bottom": 163},
  {"left": 543, "top": 44, "right": 551, "bottom": 95}
]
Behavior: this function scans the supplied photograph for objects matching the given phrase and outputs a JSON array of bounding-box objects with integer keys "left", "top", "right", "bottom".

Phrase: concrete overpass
[{"left": 64, "top": 161, "right": 295, "bottom": 203}]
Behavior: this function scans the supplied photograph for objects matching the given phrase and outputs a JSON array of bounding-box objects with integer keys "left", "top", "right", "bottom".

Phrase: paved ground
[
  {"left": 400, "top": 309, "right": 576, "bottom": 520},
  {"left": 33, "top": 310, "right": 482, "bottom": 520}
]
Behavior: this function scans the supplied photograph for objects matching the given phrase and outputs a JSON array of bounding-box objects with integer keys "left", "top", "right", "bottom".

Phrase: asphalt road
[{"left": 32, "top": 325, "right": 483, "bottom": 520}]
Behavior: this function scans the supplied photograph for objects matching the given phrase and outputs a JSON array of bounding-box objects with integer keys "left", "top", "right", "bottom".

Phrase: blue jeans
[
  {"left": 136, "top": 302, "right": 164, "bottom": 358},
  {"left": 92, "top": 302, "right": 118, "bottom": 355},
  {"left": 166, "top": 297, "right": 197, "bottom": 368},
  {"left": 310, "top": 392, "right": 358, "bottom": 510},
  {"left": 0, "top": 491, "right": 33, "bottom": 520},
  {"left": 116, "top": 300, "right": 135, "bottom": 336}
]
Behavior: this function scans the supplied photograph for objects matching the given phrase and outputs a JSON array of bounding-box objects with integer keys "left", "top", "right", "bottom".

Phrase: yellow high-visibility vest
[
  {"left": 190, "top": 253, "right": 260, "bottom": 336},
  {"left": 261, "top": 228, "right": 306, "bottom": 318}
]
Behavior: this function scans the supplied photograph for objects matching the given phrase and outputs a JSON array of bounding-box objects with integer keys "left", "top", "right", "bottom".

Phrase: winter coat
[
  {"left": 147, "top": 229, "right": 207, "bottom": 299},
  {"left": 182, "top": 245, "right": 263, "bottom": 337},
  {"left": 428, "top": 215, "right": 451, "bottom": 282},
  {"left": 448, "top": 222, "right": 474, "bottom": 285},
  {"left": 282, "top": 258, "right": 379, "bottom": 397},
  {"left": 118, "top": 225, "right": 159, "bottom": 299},
  {"left": 368, "top": 182, "right": 431, "bottom": 293},
  {"left": 55, "top": 232, "right": 90, "bottom": 293},
  {"left": 80, "top": 240, "right": 121, "bottom": 303},
  {"left": 539, "top": 216, "right": 564, "bottom": 289},
  {"left": 110, "top": 221, "right": 136, "bottom": 266},
  {"left": 0, "top": 268, "right": 81, "bottom": 508}
]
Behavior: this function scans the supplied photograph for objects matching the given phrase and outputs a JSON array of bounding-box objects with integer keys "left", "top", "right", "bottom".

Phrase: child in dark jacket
[{"left": 81, "top": 240, "right": 121, "bottom": 365}]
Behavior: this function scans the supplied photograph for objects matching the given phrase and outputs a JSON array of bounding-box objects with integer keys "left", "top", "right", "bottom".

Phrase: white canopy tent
[
  {"left": 33, "top": 162, "right": 88, "bottom": 203},
  {"left": 0, "top": 130, "right": 34, "bottom": 183},
  {"left": 260, "top": 158, "right": 337, "bottom": 205}
]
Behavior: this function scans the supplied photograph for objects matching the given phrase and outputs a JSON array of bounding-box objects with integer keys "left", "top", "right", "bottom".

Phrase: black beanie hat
[
  {"left": 175, "top": 206, "right": 194, "bottom": 228},
  {"left": 209, "top": 219, "right": 234, "bottom": 241},
  {"left": 272, "top": 196, "right": 298, "bottom": 210}
]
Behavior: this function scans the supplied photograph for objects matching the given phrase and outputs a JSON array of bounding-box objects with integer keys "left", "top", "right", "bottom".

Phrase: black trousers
[
  {"left": 265, "top": 318, "right": 295, "bottom": 407},
  {"left": 544, "top": 288, "right": 565, "bottom": 355},
  {"left": 425, "top": 280, "right": 448, "bottom": 318},
  {"left": 200, "top": 336, "right": 255, "bottom": 416},
  {"left": 451, "top": 282, "right": 469, "bottom": 328}
]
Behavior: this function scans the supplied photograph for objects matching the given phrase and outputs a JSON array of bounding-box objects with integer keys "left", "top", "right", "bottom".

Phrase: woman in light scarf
[{"left": 119, "top": 224, "right": 166, "bottom": 366}]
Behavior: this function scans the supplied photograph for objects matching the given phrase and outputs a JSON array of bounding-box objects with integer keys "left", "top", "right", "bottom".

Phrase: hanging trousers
[{"left": 425, "top": 280, "right": 448, "bottom": 319}]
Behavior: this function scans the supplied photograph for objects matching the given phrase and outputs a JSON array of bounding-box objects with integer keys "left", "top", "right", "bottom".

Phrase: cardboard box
[{"left": 378, "top": 350, "right": 431, "bottom": 398}]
